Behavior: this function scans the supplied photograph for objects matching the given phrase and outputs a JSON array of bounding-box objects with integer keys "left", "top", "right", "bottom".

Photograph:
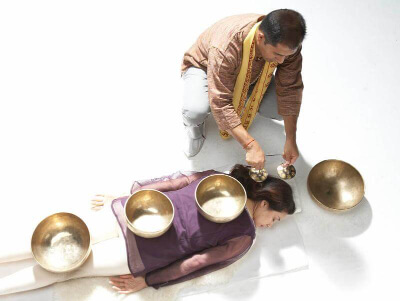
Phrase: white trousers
[
  {"left": 0, "top": 204, "right": 130, "bottom": 296},
  {"left": 182, "top": 67, "right": 282, "bottom": 129}
]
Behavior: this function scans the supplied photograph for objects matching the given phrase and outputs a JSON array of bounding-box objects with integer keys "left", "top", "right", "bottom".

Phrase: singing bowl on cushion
[
  {"left": 307, "top": 159, "right": 365, "bottom": 211},
  {"left": 31, "top": 212, "right": 91, "bottom": 273},
  {"left": 195, "top": 174, "right": 247, "bottom": 223},
  {"left": 124, "top": 189, "right": 174, "bottom": 238}
]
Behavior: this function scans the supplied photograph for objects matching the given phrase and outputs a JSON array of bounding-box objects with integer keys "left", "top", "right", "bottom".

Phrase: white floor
[{"left": 1, "top": 0, "right": 399, "bottom": 300}]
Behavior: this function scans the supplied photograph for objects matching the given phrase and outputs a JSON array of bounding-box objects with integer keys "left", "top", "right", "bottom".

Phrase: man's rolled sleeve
[
  {"left": 275, "top": 46, "right": 304, "bottom": 116},
  {"left": 207, "top": 47, "right": 242, "bottom": 131}
]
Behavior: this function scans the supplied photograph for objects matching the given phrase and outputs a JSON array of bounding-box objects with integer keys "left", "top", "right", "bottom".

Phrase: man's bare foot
[{"left": 91, "top": 194, "right": 117, "bottom": 211}]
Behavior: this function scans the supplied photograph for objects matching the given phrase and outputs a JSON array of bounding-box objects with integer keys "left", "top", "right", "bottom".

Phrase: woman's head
[{"left": 229, "top": 164, "right": 295, "bottom": 228}]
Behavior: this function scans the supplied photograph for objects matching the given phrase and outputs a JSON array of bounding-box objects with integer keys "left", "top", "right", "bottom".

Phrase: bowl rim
[
  {"left": 307, "top": 159, "right": 365, "bottom": 212},
  {"left": 195, "top": 174, "right": 247, "bottom": 221},
  {"left": 124, "top": 188, "right": 175, "bottom": 236},
  {"left": 31, "top": 212, "right": 92, "bottom": 273}
]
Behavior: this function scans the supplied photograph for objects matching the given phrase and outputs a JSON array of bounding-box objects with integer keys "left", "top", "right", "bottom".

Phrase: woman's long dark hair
[{"left": 229, "top": 164, "right": 295, "bottom": 214}]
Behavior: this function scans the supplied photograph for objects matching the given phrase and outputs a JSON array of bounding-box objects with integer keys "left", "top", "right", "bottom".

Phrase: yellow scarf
[{"left": 220, "top": 22, "right": 277, "bottom": 139}]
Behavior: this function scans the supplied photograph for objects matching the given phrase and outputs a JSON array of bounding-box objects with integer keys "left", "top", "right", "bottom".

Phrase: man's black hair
[{"left": 259, "top": 9, "right": 307, "bottom": 50}]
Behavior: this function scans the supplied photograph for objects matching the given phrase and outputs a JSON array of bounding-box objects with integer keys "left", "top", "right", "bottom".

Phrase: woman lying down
[{"left": 0, "top": 164, "right": 295, "bottom": 296}]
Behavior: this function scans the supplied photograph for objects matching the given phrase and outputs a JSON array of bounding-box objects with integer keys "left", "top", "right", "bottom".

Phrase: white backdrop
[{"left": 1, "top": 0, "right": 400, "bottom": 300}]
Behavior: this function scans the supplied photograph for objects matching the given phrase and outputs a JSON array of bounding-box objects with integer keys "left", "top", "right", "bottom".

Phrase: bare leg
[{"left": 0, "top": 236, "right": 130, "bottom": 296}]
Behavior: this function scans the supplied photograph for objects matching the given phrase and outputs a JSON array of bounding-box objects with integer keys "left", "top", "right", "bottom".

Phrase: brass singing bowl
[
  {"left": 124, "top": 189, "right": 174, "bottom": 238},
  {"left": 195, "top": 174, "right": 247, "bottom": 223},
  {"left": 249, "top": 165, "right": 296, "bottom": 182},
  {"left": 308, "top": 159, "right": 365, "bottom": 211},
  {"left": 249, "top": 167, "right": 268, "bottom": 182},
  {"left": 277, "top": 164, "right": 296, "bottom": 180},
  {"left": 31, "top": 212, "right": 91, "bottom": 273}
]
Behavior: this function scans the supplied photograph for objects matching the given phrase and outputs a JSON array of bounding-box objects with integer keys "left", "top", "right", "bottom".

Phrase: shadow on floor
[{"left": 184, "top": 113, "right": 373, "bottom": 295}]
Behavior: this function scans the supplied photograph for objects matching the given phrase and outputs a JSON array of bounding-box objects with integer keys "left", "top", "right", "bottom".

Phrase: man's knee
[
  {"left": 182, "top": 67, "right": 210, "bottom": 126},
  {"left": 182, "top": 108, "right": 210, "bottom": 126}
]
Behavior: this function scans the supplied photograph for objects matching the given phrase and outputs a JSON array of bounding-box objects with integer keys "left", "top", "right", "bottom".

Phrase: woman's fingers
[
  {"left": 109, "top": 277, "right": 125, "bottom": 284},
  {"left": 109, "top": 275, "right": 132, "bottom": 281},
  {"left": 91, "top": 200, "right": 103, "bottom": 203},
  {"left": 91, "top": 194, "right": 116, "bottom": 204},
  {"left": 91, "top": 196, "right": 105, "bottom": 211},
  {"left": 91, "top": 204, "right": 103, "bottom": 209},
  {"left": 109, "top": 282, "right": 124, "bottom": 288},
  {"left": 91, "top": 199, "right": 104, "bottom": 203},
  {"left": 110, "top": 282, "right": 135, "bottom": 294},
  {"left": 91, "top": 205, "right": 103, "bottom": 210},
  {"left": 109, "top": 277, "right": 146, "bottom": 294},
  {"left": 112, "top": 286, "right": 125, "bottom": 292},
  {"left": 91, "top": 199, "right": 104, "bottom": 205},
  {"left": 91, "top": 199, "right": 104, "bottom": 204}
]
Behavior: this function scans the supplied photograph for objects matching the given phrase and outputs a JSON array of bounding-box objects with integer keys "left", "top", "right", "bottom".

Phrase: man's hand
[
  {"left": 109, "top": 274, "right": 148, "bottom": 294},
  {"left": 282, "top": 115, "right": 299, "bottom": 166},
  {"left": 227, "top": 125, "right": 266, "bottom": 170},
  {"left": 245, "top": 140, "right": 265, "bottom": 170},
  {"left": 283, "top": 138, "right": 299, "bottom": 166}
]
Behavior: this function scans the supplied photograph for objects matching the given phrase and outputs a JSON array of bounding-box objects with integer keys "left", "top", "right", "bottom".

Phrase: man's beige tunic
[{"left": 181, "top": 14, "right": 304, "bottom": 131}]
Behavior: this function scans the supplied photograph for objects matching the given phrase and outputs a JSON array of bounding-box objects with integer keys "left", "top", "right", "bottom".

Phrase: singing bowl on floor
[
  {"left": 31, "top": 212, "right": 91, "bottom": 273},
  {"left": 195, "top": 174, "right": 247, "bottom": 223},
  {"left": 307, "top": 159, "right": 365, "bottom": 211},
  {"left": 124, "top": 189, "right": 174, "bottom": 238}
]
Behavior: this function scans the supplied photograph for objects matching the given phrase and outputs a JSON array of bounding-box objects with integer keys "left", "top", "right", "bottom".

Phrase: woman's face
[{"left": 253, "top": 200, "right": 288, "bottom": 228}]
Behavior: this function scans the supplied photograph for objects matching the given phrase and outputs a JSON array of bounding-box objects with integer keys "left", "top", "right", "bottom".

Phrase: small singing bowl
[
  {"left": 249, "top": 167, "right": 268, "bottom": 182},
  {"left": 31, "top": 212, "right": 91, "bottom": 273},
  {"left": 307, "top": 159, "right": 365, "bottom": 211},
  {"left": 195, "top": 174, "right": 247, "bottom": 223},
  {"left": 124, "top": 189, "right": 174, "bottom": 238},
  {"left": 277, "top": 164, "right": 296, "bottom": 179}
]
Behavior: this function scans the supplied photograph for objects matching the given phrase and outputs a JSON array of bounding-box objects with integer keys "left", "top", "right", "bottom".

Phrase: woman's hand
[
  {"left": 91, "top": 194, "right": 117, "bottom": 211},
  {"left": 109, "top": 274, "right": 148, "bottom": 294}
]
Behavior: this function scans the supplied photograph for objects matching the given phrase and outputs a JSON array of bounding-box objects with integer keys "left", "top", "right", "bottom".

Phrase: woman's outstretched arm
[
  {"left": 109, "top": 235, "right": 252, "bottom": 292},
  {"left": 130, "top": 170, "right": 216, "bottom": 194}
]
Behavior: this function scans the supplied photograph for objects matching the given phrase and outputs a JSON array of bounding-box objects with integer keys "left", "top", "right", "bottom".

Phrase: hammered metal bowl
[
  {"left": 277, "top": 164, "right": 296, "bottom": 179},
  {"left": 31, "top": 212, "right": 91, "bottom": 273},
  {"left": 249, "top": 167, "right": 268, "bottom": 182},
  {"left": 124, "top": 189, "right": 174, "bottom": 238},
  {"left": 308, "top": 159, "right": 365, "bottom": 211},
  {"left": 195, "top": 174, "right": 247, "bottom": 223}
]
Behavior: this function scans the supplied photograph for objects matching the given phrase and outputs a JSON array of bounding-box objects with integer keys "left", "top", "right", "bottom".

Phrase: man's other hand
[{"left": 283, "top": 138, "right": 299, "bottom": 166}]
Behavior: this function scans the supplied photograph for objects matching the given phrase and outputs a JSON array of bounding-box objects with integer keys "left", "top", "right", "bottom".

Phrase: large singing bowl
[
  {"left": 195, "top": 174, "right": 247, "bottom": 223},
  {"left": 31, "top": 212, "right": 91, "bottom": 273},
  {"left": 124, "top": 189, "right": 174, "bottom": 238},
  {"left": 308, "top": 159, "right": 365, "bottom": 211}
]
